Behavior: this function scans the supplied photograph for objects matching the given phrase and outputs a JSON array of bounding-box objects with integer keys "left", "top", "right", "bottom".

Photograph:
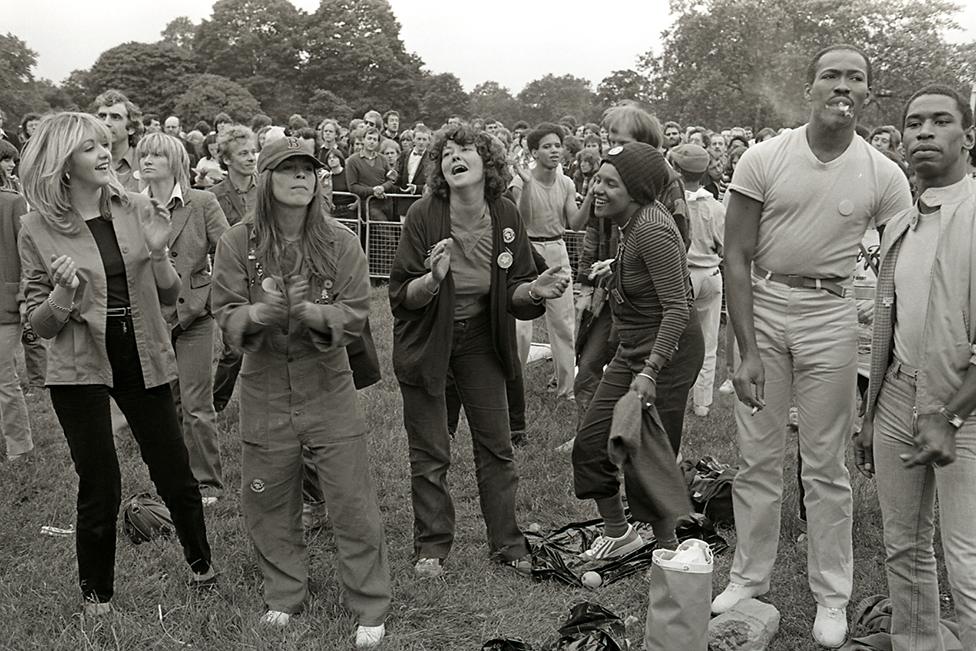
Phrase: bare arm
[
  {"left": 565, "top": 180, "right": 587, "bottom": 231},
  {"left": 724, "top": 189, "right": 765, "bottom": 408}
]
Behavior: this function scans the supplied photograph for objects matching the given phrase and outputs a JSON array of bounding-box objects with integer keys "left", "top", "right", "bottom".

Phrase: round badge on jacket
[
  {"left": 250, "top": 479, "right": 266, "bottom": 493},
  {"left": 838, "top": 199, "right": 854, "bottom": 216},
  {"left": 497, "top": 251, "right": 513, "bottom": 269},
  {"left": 502, "top": 228, "right": 515, "bottom": 243}
]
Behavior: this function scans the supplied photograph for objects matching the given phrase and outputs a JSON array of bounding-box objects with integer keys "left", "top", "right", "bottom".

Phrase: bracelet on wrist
[
  {"left": 637, "top": 371, "right": 657, "bottom": 384},
  {"left": 527, "top": 284, "right": 545, "bottom": 304},
  {"left": 47, "top": 294, "right": 74, "bottom": 314},
  {"left": 644, "top": 360, "right": 662, "bottom": 375}
]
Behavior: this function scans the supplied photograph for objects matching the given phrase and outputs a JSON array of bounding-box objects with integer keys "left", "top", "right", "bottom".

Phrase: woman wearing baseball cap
[
  {"left": 212, "top": 136, "right": 390, "bottom": 647},
  {"left": 572, "top": 142, "right": 704, "bottom": 559}
]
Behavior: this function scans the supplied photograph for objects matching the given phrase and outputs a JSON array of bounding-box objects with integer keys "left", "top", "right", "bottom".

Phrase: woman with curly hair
[{"left": 389, "top": 124, "right": 570, "bottom": 579}]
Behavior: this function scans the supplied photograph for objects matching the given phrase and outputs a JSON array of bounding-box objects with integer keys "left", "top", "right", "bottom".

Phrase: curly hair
[{"left": 427, "top": 123, "right": 512, "bottom": 202}]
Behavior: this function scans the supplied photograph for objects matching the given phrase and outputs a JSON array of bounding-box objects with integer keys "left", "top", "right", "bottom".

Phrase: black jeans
[
  {"left": 49, "top": 315, "right": 211, "bottom": 603},
  {"left": 573, "top": 314, "right": 705, "bottom": 500}
]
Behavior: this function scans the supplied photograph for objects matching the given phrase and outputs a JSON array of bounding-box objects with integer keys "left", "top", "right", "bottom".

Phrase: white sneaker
[
  {"left": 579, "top": 524, "right": 644, "bottom": 561},
  {"left": 356, "top": 623, "right": 385, "bottom": 648},
  {"left": 260, "top": 610, "right": 291, "bottom": 627},
  {"left": 555, "top": 437, "right": 576, "bottom": 453},
  {"left": 82, "top": 600, "right": 112, "bottom": 617},
  {"left": 812, "top": 606, "right": 847, "bottom": 648},
  {"left": 718, "top": 378, "right": 735, "bottom": 395},
  {"left": 710, "top": 581, "right": 765, "bottom": 614},
  {"left": 693, "top": 405, "right": 710, "bottom": 417}
]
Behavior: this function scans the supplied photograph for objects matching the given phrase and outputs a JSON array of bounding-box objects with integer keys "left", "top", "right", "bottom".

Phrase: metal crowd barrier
[
  {"left": 563, "top": 229, "right": 586, "bottom": 276},
  {"left": 364, "top": 193, "right": 421, "bottom": 279},
  {"left": 330, "top": 191, "right": 364, "bottom": 242}
]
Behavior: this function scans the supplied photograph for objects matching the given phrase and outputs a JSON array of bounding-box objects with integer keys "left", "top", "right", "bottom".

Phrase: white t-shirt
[
  {"left": 893, "top": 208, "right": 941, "bottom": 367},
  {"left": 729, "top": 125, "right": 912, "bottom": 279}
]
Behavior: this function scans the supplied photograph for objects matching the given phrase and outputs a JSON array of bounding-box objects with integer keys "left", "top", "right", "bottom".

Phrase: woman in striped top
[{"left": 572, "top": 142, "right": 705, "bottom": 560}]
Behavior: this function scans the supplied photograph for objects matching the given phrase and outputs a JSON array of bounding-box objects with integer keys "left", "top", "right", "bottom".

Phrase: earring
[{"left": 63, "top": 171, "right": 71, "bottom": 183}]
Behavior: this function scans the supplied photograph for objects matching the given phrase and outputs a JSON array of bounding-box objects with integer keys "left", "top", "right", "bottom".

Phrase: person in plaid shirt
[{"left": 855, "top": 84, "right": 976, "bottom": 651}]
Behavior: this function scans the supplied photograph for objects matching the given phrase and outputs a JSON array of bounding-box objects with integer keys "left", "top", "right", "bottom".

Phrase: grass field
[{"left": 0, "top": 287, "right": 951, "bottom": 650}]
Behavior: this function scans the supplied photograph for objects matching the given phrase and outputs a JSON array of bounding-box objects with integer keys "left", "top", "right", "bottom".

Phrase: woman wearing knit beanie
[{"left": 572, "top": 142, "right": 704, "bottom": 557}]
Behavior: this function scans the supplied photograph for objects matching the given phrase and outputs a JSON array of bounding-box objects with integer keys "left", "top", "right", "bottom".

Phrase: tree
[
  {"left": 193, "top": 0, "right": 307, "bottom": 118},
  {"left": 417, "top": 72, "right": 468, "bottom": 126},
  {"left": 304, "top": 0, "right": 425, "bottom": 119},
  {"left": 597, "top": 70, "right": 650, "bottom": 108},
  {"left": 172, "top": 74, "right": 262, "bottom": 125},
  {"left": 0, "top": 33, "right": 44, "bottom": 123},
  {"left": 305, "top": 89, "right": 355, "bottom": 125},
  {"left": 516, "top": 74, "right": 597, "bottom": 124},
  {"left": 60, "top": 69, "right": 92, "bottom": 109},
  {"left": 86, "top": 41, "right": 196, "bottom": 117},
  {"left": 640, "top": 0, "right": 976, "bottom": 129},
  {"left": 161, "top": 16, "right": 198, "bottom": 52},
  {"left": 469, "top": 81, "right": 519, "bottom": 125}
]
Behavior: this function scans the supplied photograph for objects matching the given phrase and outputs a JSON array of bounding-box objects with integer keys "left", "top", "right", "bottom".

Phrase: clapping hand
[
  {"left": 49, "top": 254, "right": 80, "bottom": 289},
  {"left": 142, "top": 199, "right": 172, "bottom": 255},
  {"left": 531, "top": 265, "right": 571, "bottom": 299},
  {"left": 286, "top": 275, "right": 326, "bottom": 331},
  {"left": 251, "top": 276, "right": 289, "bottom": 327},
  {"left": 429, "top": 238, "right": 453, "bottom": 283}
]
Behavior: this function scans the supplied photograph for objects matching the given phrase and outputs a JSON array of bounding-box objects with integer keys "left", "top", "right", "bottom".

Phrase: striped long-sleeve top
[{"left": 613, "top": 201, "right": 693, "bottom": 364}]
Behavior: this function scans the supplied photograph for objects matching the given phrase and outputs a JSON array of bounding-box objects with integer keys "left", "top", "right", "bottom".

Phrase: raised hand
[
  {"left": 251, "top": 277, "right": 289, "bottom": 327},
  {"left": 49, "top": 254, "right": 80, "bottom": 289},
  {"left": 531, "top": 265, "right": 571, "bottom": 299},
  {"left": 142, "top": 199, "right": 172, "bottom": 254},
  {"left": 429, "top": 238, "right": 453, "bottom": 283}
]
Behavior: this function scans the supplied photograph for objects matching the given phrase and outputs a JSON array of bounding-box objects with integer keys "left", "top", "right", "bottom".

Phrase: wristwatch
[{"left": 939, "top": 406, "right": 965, "bottom": 429}]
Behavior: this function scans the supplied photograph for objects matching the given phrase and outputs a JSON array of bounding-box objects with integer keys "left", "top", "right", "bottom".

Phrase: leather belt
[
  {"left": 753, "top": 265, "right": 846, "bottom": 298},
  {"left": 889, "top": 359, "right": 919, "bottom": 380},
  {"left": 529, "top": 234, "right": 564, "bottom": 242},
  {"left": 106, "top": 306, "right": 133, "bottom": 318}
]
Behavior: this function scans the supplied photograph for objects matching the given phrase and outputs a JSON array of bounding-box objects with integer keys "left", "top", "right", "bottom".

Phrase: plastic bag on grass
[
  {"left": 644, "top": 539, "right": 713, "bottom": 651},
  {"left": 553, "top": 602, "right": 627, "bottom": 650},
  {"left": 524, "top": 513, "right": 726, "bottom": 588}
]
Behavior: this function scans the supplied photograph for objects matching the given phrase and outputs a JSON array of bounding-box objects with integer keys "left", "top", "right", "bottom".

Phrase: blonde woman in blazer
[
  {"left": 17, "top": 113, "right": 215, "bottom": 616},
  {"left": 137, "top": 132, "right": 230, "bottom": 502}
]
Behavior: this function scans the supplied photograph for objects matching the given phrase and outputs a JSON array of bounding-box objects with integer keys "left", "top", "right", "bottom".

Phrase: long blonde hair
[
  {"left": 19, "top": 112, "right": 127, "bottom": 234},
  {"left": 135, "top": 132, "right": 191, "bottom": 193}
]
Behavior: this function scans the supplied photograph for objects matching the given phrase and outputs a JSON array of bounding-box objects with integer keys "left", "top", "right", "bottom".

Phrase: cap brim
[{"left": 260, "top": 151, "right": 324, "bottom": 174}]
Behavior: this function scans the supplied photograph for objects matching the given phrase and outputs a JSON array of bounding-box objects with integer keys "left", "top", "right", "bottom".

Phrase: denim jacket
[{"left": 865, "top": 175, "right": 976, "bottom": 419}]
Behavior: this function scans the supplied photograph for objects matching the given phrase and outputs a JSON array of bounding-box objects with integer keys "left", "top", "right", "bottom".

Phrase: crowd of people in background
[{"left": 2, "top": 40, "right": 976, "bottom": 651}]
